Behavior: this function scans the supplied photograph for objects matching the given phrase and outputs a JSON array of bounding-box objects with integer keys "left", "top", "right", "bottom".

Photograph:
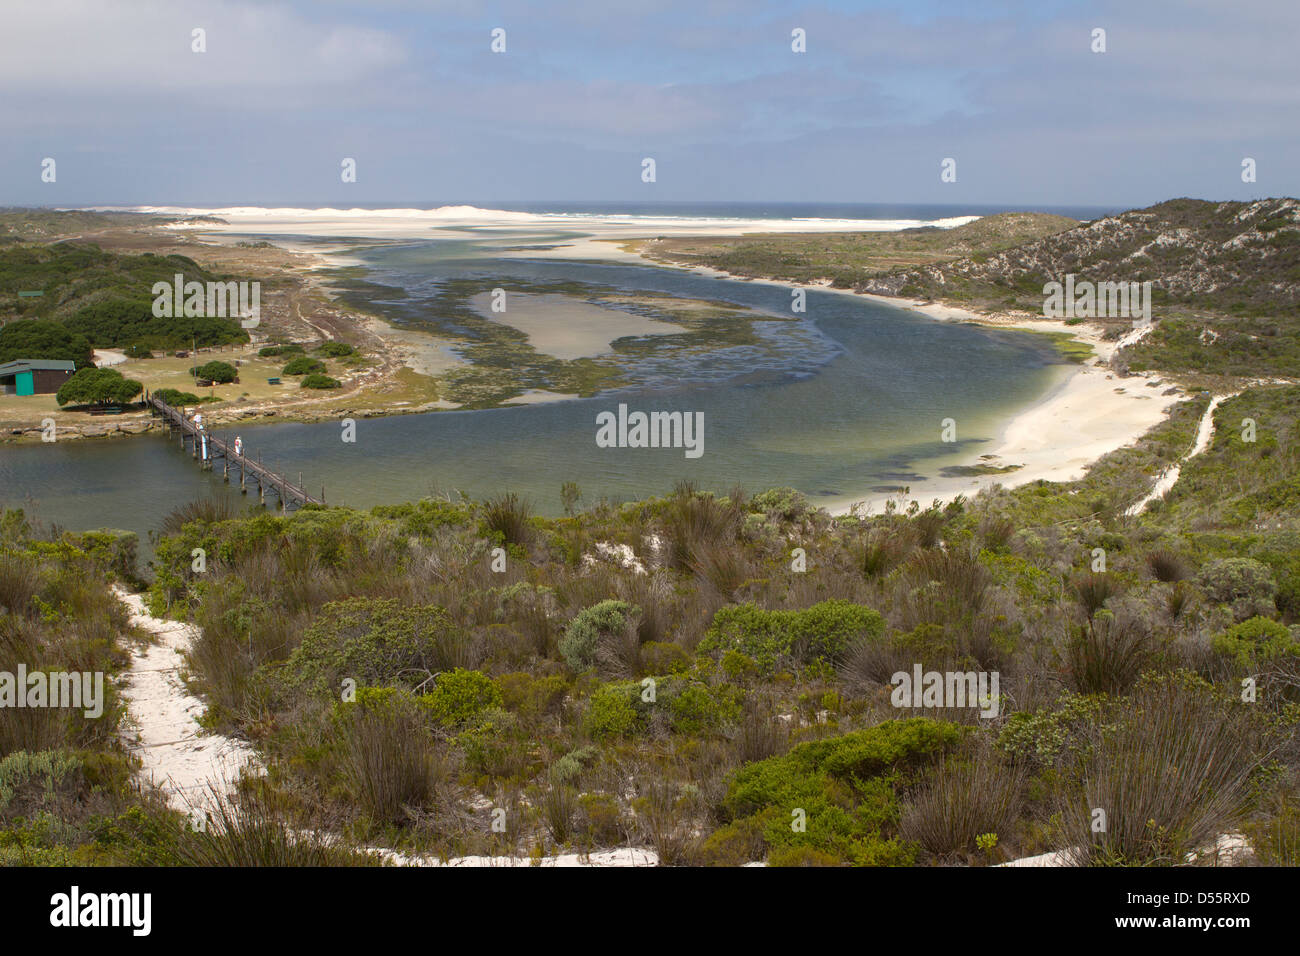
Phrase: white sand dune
[{"left": 86, "top": 204, "right": 978, "bottom": 244}]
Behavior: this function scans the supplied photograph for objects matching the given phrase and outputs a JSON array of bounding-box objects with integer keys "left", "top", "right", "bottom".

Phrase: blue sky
[{"left": 1, "top": 0, "right": 1296, "bottom": 208}]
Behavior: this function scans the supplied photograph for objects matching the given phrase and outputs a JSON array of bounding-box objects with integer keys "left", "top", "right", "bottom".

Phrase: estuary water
[{"left": 1, "top": 204, "right": 1077, "bottom": 565}]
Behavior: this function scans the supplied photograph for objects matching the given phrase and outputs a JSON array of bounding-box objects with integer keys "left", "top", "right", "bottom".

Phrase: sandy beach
[{"left": 566, "top": 247, "right": 1186, "bottom": 515}]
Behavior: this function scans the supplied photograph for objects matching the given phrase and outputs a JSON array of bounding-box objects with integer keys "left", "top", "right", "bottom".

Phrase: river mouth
[{"left": 1, "top": 220, "right": 1068, "bottom": 569}]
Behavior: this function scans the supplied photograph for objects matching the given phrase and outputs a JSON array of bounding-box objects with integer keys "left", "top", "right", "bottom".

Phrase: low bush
[
  {"left": 718, "top": 719, "right": 961, "bottom": 865},
  {"left": 259, "top": 344, "right": 304, "bottom": 357},
  {"left": 300, "top": 373, "right": 341, "bottom": 389},
  {"left": 283, "top": 356, "right": 326, "bottom": 376},
  {"left": 559, "top": 600, "right": 640, "bottom": 673},
  {"left": 423, "top": 668, "right": 502, "bottom": 728},
  {"left": 699, "top": 600, "right": 884, "bottom": 673}
]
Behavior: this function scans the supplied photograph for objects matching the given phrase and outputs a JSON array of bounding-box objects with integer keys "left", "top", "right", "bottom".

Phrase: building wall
[{"left": 30, "top": 368, "right": 73, "bottom": 394}]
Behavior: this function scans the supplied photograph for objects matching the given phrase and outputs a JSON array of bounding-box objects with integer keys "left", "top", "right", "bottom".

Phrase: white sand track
[
  {"left": 113, "top": 587, "right": 659, "bottom": 865},
  {"left": 115, "top": 587, "right": 260, "bottom": 815},
  {"left": 1124, "top": 392, "right": 1237, "bottom": 517}
]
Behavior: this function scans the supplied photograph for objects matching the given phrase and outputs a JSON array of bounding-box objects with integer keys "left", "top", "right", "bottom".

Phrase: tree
[
  {"left": 0, "top": 319, "right": 93, "bottom": 367},
  {"left": 194, "top": 360, "right": 237, "bottom": 384},
  {"left": 55, "top": 367, "right": 143, "bottom": 407}
]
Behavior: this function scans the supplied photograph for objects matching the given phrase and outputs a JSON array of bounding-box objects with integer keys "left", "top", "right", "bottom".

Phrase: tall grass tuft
[
  {"left": 1062, "top": 612, "right": 1155, "bottom": 695},
  {"left": 339, "top": 698, "right": 450, "bottom": 825},
  {"left": 482, "top": 492, "right": 534, "bottom": 547},
  {"left": 1146, "top": 548, "right": 1189, "bottom": 583},
  {"left": 0, "top": 552, "right": 41, "bottom": 616},
  {"left": 899, "top": 744, "right": 1025, "bottom": 860},
  {"left": 662, "top": 482, "right": 745, "bottom": 573},
  {"left": 160, "top": 497, "right": 238, "bottom": 537},
  {"left": 1070, "top": 572, "right": 1118, "bottom": 617},
  {"left": 176, "top": 785, "right": 375, "bottom": 867},
  {"left": 1054, "top": 675, "right": 1264, "bottom": 866}
]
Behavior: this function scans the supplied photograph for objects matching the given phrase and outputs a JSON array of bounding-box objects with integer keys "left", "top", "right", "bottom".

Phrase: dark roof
[{"left": 0, "top": 359, "right": 77, "bottom": 376}]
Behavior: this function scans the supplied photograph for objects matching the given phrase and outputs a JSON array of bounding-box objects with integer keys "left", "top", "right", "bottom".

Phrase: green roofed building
[{"left": 0, "top": 359, "right": 76, "bottom": 396}]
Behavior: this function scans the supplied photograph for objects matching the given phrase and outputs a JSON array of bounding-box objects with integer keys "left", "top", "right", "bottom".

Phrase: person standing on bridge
[
  {"left": 193, "top": 411, "right": 208, "bottom": 462},
  {"left": 234, "top": 435, "right": 243, "bottom": 457}
]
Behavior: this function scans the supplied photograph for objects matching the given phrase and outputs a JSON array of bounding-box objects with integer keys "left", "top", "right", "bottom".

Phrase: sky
[{"left": 0, "top": 0, "right": 1296, "bottom": 209}]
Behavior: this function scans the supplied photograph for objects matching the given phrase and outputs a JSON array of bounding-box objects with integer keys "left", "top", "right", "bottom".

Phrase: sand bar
[{"left": 470, "top": 291, "right": 686, "bottom": 361}]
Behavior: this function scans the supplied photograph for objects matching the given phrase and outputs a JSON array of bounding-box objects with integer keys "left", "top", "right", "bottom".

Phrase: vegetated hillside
[
  {"left": 0, "top": 208, "right": 168, "bottom": 243},
  {"left": 4, "top": 388, "right": 1300, "bottom": 867},
  {"left": 861, "top": 198, "right": 1300, "bottom": 378},
  {"left": 0, "top": 243, "right": 249, "bottom": 357},
  {"left": 637, "top": 212, "right": 1079, "bottom": 289}
]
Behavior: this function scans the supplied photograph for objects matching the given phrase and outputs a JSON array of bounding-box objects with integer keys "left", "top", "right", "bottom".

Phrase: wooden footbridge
[{"left": 146, "top": 393, "right": 324, "bottom": 509}]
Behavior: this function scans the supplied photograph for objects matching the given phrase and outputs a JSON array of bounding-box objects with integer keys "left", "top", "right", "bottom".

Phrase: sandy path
[
  {"left": 114, "top": 586, "right": 658, "bottom": 864},
  {"left": 1125, "top": 392, "right": 1236, "bottom": 517},
  {"left": 115, "top": 587, "right": 259, "bottom": 815},
  {"left": 93, "top": 348, "right": 127, "bottom": 367}
]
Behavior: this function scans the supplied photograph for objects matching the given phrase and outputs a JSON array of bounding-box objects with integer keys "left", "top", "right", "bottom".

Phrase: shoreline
[
  {"left": 596, "top": 242, "right": 1186, "bottom": 515},
  {"left": 6, "top": 213, "right": 1186, "bottom": 522}
]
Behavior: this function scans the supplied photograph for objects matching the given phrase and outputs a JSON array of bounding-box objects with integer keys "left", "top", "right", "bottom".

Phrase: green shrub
[
  {"left": 640, "top": 641, "right": 691, "bottom": 675},
  {"left": 194, "top": 360, "right": 237, "bottom": 384},
  {"left": 259, "top": 344, "right": 304, "bottom": 357},
  {"left": 766, "top": 845, "right": 844, "bottom": 867},
  {"left": 300, "top": 373, "right": 341, "bottom": 390},
  {"left": 717, "top": 719, "right": 959, "bottom": 865},
  {"left": 750, "top": 487, "right": 811, "bottom": 521},
  {"left": 726, "top": 719, "right": 963, "bottom": 818},
  {"left": 1199, "top": 557, "right": 1277, "bottom": 620},
  {"left": 495, "top": 672, "right": 568, "bottom": 723},
  {"left": 283, "top": 356, "right": 326, "bottom": 376},
  {"left": 276, "top": 598, "right": 463, "bottom": 696},
  {"left": 423, "top": 668, "right": 502, "bottom": 727},
  {"left": 585, "top": 685, "right": 642, "bottom": 738},
  {"left": 153, "top": 388, "right": 203, "bottom": 406},
  {"left": 0, "top": 750, "right": 82, "bottom": 819},
  {"left": 997, "top": 693, "right": 1109, "bottom": 769},
  {"left": 318, "top": 341, "right": 355, "bottom": 357},
  {"left": 1211, "top": 616, "right": 1298, "bottom": 670},
  {"left": 585, "top": 675, "right": 741, "bottom": 739},
  {"left": 559, "top": 600, "right": 639, "bottom": 672},
  {"left": 55, "top": 367, "right": 142, "bottom": 407},
  {"left": 668, "top": 682, "right": 743, "bottom": 735},
  {"left": 457, "top": 708, "right": 530, "bottom": 778},
  {"left": 699, "top": 600, "right": 884, "bottom": 673}
]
